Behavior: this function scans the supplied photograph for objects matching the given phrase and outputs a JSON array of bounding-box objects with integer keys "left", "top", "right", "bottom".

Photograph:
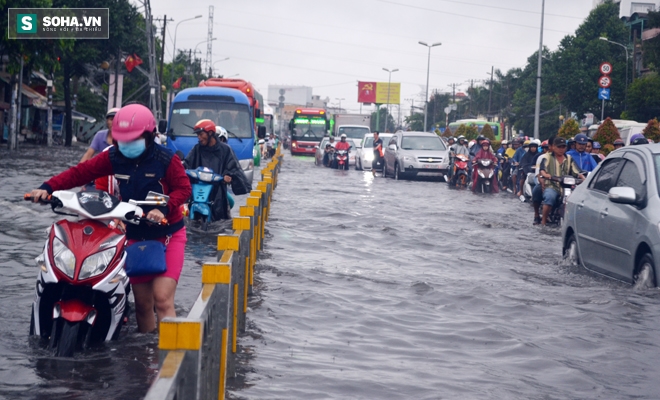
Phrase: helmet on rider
[
  {"left": 340, "top": 133, "right": 347, "bottom": 141},
  {"left": 480, "top": 138, "right": 491, "bottom": 147},
  {"left": 476, "top": 135, "right": 486, "bottom": 143},
  {"left": 112, "top": 104, "right": 156, "bottom": 142},
  {"left": 468, "top": 140, "right": 476, "bottom": 149},
  {"left": 530, "top": 139, "right": 540, "bottom": 147},
  {"left": 567, "top": 138, "right": 576, "bottom": 147},
  {"left": 447, "top": 136, "right": 455, "bottom": 143},
  {"left": 523, "top": 139, "right": 530, "bottom": 148},
  {"left": 216, "top": 126, "right": 228, "bottom": 142},
  {"left": 501, "top": 139, "right": 508, "bottom": 145},
  {"left": 630, "top": 133, "right": 649, "bottom": 145},
  {"left": 541, "top": 140, "right": 549, "bottom": 149},
  {"left": 193, "top": 119, "right": 216, "bottom": 135},
  {"left": 613, "top": 138, "right": 625, "bottom": 148},
  {"left": 106, "top": 108, "right": 120, "bottom": 119}
]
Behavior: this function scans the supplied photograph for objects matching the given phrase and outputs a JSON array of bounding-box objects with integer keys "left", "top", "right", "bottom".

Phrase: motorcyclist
[
  {"left": 497, "top": 140, "right": 508, "bottom": 155},
  {"left": 216, "top": 126, "right": 228, "bottom": 143},
  {"left": 183, "top": 119, "right": 251, "bottom": 221},
  {"left": 372, "top": 131, "right": 384, "bottom": 176},
  {"left": 538, "top": 137, "right": 585, "bottom": 226},
  {"left": 630, "top": 133, "right": 649, "bottom": 145},
  {"left": 532, "top": 135, "right": 555, "bottom": 225},
  {"left": 540, "top": 140, "right": 549, "bottom": 154},
  {"left": 511, "top": 138, "right": 526, "bottom": 195},
  {"left": 447, "top": 136, "right": 456, "bottom": 149},
  {"left": 335, "top": 133, "right": 351, "bottom": 151},
  {"left": 567, "top": 133, "right": 597, "bottom": 173},
  {"left": 517, "top": 139, "right": 541, "bottom": 198},
  {"left": 79, "top": 108, "right": 120, "bottom": 163},
  {"left": 323, "top": 142, "right": 334, "bottom": 167},
  {"left": 591, "top": 141, "right": 605, "bottom": 162},
  {"left": 613, "top": 138, "right": 625, "bottom": 150},
  {"left": 328, "top": 135, "right": 336, "bottom": 148},
  {"left": 567, "top": 137, "right": 576, "bottom": 152},
  {"left": 469, "top": 135, "right": 488, "bottom": 160},
  {"left": 453, "top": 136, "right": 470, "bottom": 156},
  {"left": 471, "top": 138, "right": 499, "bottom": 193}
]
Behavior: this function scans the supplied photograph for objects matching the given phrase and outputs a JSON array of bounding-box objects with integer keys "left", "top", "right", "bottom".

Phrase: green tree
[
  {"left": 625, "top": 73, "right": 660, "bottom": 122},
  {"left": 558, "top": 118, "right": 581, "bottom": 139},
  {"left": 643, "top": 118, "right": 660, "bottom": 142},
  {"left": 455, "top": 124, "right": 479, "bottom": 141},
  {"left": 405, "top": 113, "right": 423, "bottom": 131},
  {"left": 370, "top": 107, "right": 395, "bottom": 132}
]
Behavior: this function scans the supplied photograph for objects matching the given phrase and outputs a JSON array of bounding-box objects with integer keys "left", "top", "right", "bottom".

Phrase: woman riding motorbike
[{"left": 471, "top": 138, "right": 499, "bottom": 193}]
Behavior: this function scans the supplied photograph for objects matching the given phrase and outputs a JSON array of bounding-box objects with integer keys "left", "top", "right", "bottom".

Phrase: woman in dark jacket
[{"left": 29, "top": 104, "right": 192, "bottom": 333}]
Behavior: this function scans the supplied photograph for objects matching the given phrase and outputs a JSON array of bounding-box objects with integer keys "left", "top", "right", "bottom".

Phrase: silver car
[
  {"left": 562, "top": 144, "right": 660, "bottom": 287},
  {"left": 383, "top": 131, "right": 450, "bottom": 180},
  {"left": 355, "top": 133, "right": 393, "bottom": 171}
]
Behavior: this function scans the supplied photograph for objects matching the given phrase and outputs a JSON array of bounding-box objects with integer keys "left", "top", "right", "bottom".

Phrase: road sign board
[
  {"left": 598, "top": 88, "right": 611, "bottom": 100},
  {"left": 600, "top": 62, "right": 613, "bottom": 75},
  {"left": 599, "top": 75, "right": 612, "bottom": 88}
]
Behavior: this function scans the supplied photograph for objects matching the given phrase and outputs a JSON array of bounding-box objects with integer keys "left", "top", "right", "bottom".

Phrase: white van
[{"left": 587, "top": 120, "right": 647, "bottom": 145}]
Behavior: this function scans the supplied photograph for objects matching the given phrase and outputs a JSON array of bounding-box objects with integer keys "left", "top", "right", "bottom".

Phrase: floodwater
[
  {"left": 232, "top": 155, "right": 660, "bottom": 400},
  {"left": 1, "top": 147, "right": 660, "bottom": 400}
]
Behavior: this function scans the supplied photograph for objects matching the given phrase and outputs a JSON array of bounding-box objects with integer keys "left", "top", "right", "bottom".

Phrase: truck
[{"left": 332, "top": 113, "right": 371, "bottom": 140}]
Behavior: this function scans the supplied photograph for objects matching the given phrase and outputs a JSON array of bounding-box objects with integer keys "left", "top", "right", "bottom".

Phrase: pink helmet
[{"left": 111, "top": 104, "right": 156, "bottom": 142}]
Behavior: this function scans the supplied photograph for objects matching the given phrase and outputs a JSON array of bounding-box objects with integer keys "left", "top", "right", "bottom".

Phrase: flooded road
[
  {"left": 233, "top": 155, "right": 660, "bottom": 399},
  {"left": 1, "top": 147, "right": 659, "bottom": 399}
]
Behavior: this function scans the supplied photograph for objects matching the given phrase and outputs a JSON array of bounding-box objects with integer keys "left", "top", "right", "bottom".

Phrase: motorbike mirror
[
  {"left": 146, "top": 191, "right": 169, "bottom": 205},
  {"left": 158, "top": 120, "right": 167, "bottom": 134},
  {"left": 257, "top": 126, "right": 267, "bottom": 139},
  {"left": 608, "top": 186, "right": 636, "bottom": 205}
]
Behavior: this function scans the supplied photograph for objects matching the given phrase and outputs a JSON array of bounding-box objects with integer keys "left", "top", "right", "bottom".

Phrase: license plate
[{"left": 423, "top": 164, "right": 439, "bottom": 169}]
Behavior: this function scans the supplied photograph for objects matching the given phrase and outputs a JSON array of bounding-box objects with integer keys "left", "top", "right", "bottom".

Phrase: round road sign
[
  {"left": 600, "top": 62, "right": 613, "bottom": 75},
  {"left": 599, "top": 75, "right": 612, "bottom": 88}
]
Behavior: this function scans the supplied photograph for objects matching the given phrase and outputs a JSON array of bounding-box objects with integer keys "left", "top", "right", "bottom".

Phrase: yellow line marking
[
  {"left": 233, "top": 283, "right": 238, "bottom": 353},
  {"left": 201, "top": 283, "right": 214, "bottom": 301},
  {"left": 219, "top": 328, "right": 228, "bottom": 400},
  {"left": 159, "top": 350, "right": 184, "bottom": 378},
  {"left": 244, "top": 257, "right": 249, "bottom": 313}
]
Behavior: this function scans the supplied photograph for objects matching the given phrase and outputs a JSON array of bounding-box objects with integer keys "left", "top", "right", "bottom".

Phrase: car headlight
[
  {"left": 239, "top": 159, "right": 254, "bottom": 171},
  {"left": 52, "top": 237, "right": 75, "bottom": 279},
  {"left": 365, "top": 152, "right": 374, "bottom": 161},
  {"left": 80, "top": 248, "right": 116, "bottom": 280},
  {"left": 403, "top": 156, "right": 415, "bottom": 162}
]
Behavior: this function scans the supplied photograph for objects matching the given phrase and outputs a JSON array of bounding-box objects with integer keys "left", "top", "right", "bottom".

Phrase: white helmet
[
  {"left": 530, "top": 139, "right": 541, "bottom": 147},
  {"left": 215, "top": 126, "right": 228, "bottom": 140},
  {"left": 340, "top": 133, "right": 347, "bottom": 139}
]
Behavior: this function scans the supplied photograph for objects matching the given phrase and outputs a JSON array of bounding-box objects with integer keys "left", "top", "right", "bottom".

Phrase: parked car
[
  {"left": 383, "top": 131, "right": 450, "bottom": 180},
  {"left": 355, "top": 133, "right": 393, "bottom": 171},
  {"left": 562, "top": 144, "right": 660, "bottom": 288},
  {"left": 314, "top": 137, "right": 357, "bottom": 167}
]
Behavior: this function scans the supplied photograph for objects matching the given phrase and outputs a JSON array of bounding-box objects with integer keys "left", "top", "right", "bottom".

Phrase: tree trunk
[{"left": 63, "top": 61, "right": 72, "bottom": 147}]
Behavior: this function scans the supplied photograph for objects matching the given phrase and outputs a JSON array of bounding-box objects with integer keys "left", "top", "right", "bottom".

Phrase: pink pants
[{"left": 127, "top": 227, "right": 187, "bottom": 284}]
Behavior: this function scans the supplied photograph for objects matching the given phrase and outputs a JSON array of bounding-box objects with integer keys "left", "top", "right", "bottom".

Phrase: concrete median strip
[{"left": 144, "top": 146, "right": 282, "bottom": 400}]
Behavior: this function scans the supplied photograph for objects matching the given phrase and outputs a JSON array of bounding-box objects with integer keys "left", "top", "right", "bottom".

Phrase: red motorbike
[
  {"left": 449, "top": 154, "right": 470, "bottom": 188},
  {"left": 334, "top": 149, "right": 349, "bottom": 170}
]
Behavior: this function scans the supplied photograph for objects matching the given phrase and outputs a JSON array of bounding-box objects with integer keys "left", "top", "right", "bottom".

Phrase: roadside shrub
[
  {"left": 491, "top": 140, "right": 501, "bottom": 152},
  {"left": 481, "top": 124, "right": 496, "bottom": 141},
  {"left": 454, "top": 124, "right": 479, "bottom": 141},
  {"left": 593, "top": 118, "right": 621, "bottom": 152},
  {"left": 643, "top": 118, "right": 660, "bottom": 143},
  {"left": 602, "top": 143, "right": 615, "bottom": 156},
  {"left": 558, "top": 118, "right": 580, "bottom": 139},
  {"left": 442, "top": 126, "right": 453, "bottom": 137}
]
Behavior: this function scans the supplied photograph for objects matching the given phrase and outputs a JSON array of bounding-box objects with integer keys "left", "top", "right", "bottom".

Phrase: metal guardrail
[{"left": 144, "top": 146, "right": 282, "bottom": 400}]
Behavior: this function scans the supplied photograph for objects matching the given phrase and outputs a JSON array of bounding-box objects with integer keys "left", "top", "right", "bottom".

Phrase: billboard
[{"left": 358, "top": 81, "right": 400, "bottom": 104}]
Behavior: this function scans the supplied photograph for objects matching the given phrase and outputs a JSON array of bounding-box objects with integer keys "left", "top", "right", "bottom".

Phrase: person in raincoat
[
  {"left": 184, "top": 119, "right": 251, "bottom": 221},
  {"left": 471, "top": 138, "right": 499, "bottom": 193}
]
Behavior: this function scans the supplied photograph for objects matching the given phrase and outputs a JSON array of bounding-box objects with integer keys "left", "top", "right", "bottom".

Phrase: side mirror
[
  {"left": 257, "top": 126, "right": 267, "bottom": 139},
  {"left": 314, "top": 145, "right": 319, "bottom": 149},
  {"left": 158, "top": 120, "right": 167, "bottom": 134},
  {"left": 608, "top": 186, "right": 637, "bottom": 204},
  {"left": 255, "top": 108, "right": 261, "bottom": 119},
  {"left": 388, "top": 144, "right": 397, "bottom": 151},
  {"left": 288, "top": 121, "right": 294, "bottom": 131}
]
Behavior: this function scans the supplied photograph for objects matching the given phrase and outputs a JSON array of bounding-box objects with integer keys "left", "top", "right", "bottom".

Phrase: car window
[
  {"left": 589, "top": 158, "right": 624, "bottom": 193},
  {"left": 616, "top": 160, "right": 645, "bottom": 201}
]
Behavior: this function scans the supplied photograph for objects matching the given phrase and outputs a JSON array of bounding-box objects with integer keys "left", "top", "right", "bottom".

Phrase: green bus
[{"left": 448, "top": 119, "right": 501, "bottom": 140}]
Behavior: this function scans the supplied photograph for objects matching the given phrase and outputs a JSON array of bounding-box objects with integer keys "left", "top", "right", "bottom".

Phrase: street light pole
[
  {"left": 170, "top": 15, "right": 202, "bottom": 89},
  {"left": 599, "top": 37, "right": 629, "bottom": 110},
  {"left": 533, "top": 0, "right": 545, "bottom": 140},
  {"left": 419, "top": 41, "right": 442, "bottom": 132},
  {"left": 335, "top": 97, "right": 345, "bottom": 112},
  {"left": 383, "top": 67, "right": 399, "bottom": 132}
]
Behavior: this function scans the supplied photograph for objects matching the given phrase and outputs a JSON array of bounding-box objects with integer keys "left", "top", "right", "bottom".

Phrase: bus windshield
[
  {"left": 338, "top": 126, "right": 370, "bottom": 139},
  {"left": 170, "top": 101, "right": 253, "bottom": 138},
  {"left": 292, "top": 118, "right": 326, "bottom": 140}
]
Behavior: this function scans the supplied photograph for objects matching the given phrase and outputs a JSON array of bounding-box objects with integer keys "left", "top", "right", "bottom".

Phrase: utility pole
[
  {"left": 533, "top": 0, "right": 546, "bottom": 140},
  {"left": 8, "top": 69, "right": 19, "bottom": 151},
  {"left": 487, "top": 66, "right": 494, "bottom": 122},
  {"left": 155, "top": 14, "right": 173, "bottom": 117},
  {"left": 142, "top": 0, "right": 161, "bottom": 118},
  {"left": 47, "top": 76, "right": 53, "bottom": 146}
]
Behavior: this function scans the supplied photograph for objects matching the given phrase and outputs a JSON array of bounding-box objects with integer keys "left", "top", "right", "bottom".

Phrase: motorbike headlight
[
  {"left": 563, "top": 176, "right": 576, "bottom": 186},
  {"left": 80, "top": 248, "right": 116, "bottom": 280},
  {"left": 239, "top": 159, "right": 254, "bottom": 171},
  {"left": 480, "top": 160, "right": 492, "bottom": 167},
  {"left": 52, "top": 237, "right": 76, "bottom": 279},
  {"left": 365, "top": 152, "right": 374, "bottom": 161},
  {"left": 198, "top": 171, "right": 214, "bottom": 182}
]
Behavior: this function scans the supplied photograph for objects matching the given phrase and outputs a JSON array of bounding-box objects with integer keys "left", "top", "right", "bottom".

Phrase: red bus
[{"left": 288, "top": 108, "right": 329, "bottom": 156}]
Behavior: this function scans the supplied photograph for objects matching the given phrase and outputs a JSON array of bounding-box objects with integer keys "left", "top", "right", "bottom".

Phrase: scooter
[
  {"left": 25, "top": 189, "right": 166, "bottom": 357},
  {"left": 334, "top": 149, "right": 349, "bottom": 170},
  {"left": 449, "top": 154, "right": 470, "bottom": 188},
  {"left": 546, "top": 175, "right": 582, "bottom": 225},
  {"left": 185, "top": 167, "right": 234, "bottom": 231},
  {"left": 475, "top": 159, "right": 495, "bottom": 193}
]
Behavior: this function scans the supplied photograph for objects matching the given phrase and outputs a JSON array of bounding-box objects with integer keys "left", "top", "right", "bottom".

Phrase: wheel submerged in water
[{"left": 633, "top": 253, "right": 656, "bottom": 290}]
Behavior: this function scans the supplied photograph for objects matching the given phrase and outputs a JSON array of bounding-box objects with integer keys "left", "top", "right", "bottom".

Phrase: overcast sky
[{"left": 150, "top": 0, "right": 594, "bottom": 115}]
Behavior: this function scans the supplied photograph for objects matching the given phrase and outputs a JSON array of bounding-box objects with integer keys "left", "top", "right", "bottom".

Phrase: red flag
[
  {"left": 172, "top": 77, "right": 183, "bottom": 89},
  {"left": 124, "top": 54, "right": 136, "bottom": 72},
  {"left": 133, "top": 53, "right": 143, "bottom": 68},
  {"left": 358, "top": 81, "right": 376, "bottom": 103}
]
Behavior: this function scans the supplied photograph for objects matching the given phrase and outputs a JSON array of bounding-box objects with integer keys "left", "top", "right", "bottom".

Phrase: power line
[
  {"left": 378, "top": 0, "right": 572, "bottom": 34},
  {"left": 378, "top": 0, "right": 583, "bottom": 20}
]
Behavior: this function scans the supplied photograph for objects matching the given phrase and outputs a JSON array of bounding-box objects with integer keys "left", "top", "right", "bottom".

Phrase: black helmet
[{"left": 477, "top": 135, "right": 486, "bottom": 142}]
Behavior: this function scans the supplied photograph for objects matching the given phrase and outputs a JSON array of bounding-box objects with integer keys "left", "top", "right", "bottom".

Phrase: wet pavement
[{"left": 1, "top": 147, "right": 660, "bottom": 399}]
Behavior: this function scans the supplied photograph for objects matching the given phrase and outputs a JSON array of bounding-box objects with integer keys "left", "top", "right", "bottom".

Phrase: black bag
[{"left": 124, "top": 237, "right": 169, "bottom": 277}]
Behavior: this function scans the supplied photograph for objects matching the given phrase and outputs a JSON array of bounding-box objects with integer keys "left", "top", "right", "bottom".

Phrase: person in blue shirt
[
  {"left": 512, "top": 138, "right": 527, "bottom": 195},
  {"left": 567, "top": 133, "right": 597, "bottom": 172}
]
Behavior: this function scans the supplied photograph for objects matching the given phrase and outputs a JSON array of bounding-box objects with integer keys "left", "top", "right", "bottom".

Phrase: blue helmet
[{"left": 574, "top": 133, "right": 589, "bottom": 144}]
